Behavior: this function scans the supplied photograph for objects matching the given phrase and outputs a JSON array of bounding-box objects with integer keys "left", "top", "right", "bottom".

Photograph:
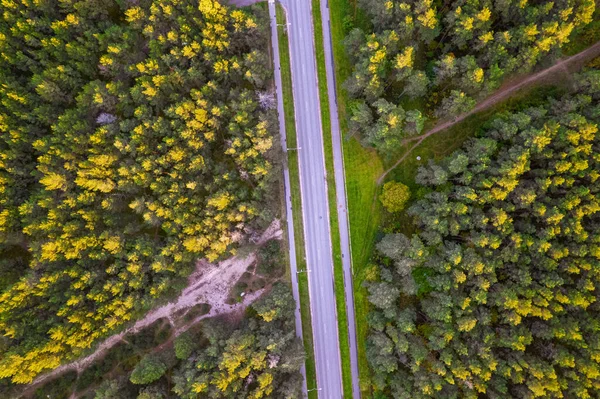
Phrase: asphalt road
[
  {"left": 270, "top": 0, "right": 344, "bottom": 397},
  {"left": 267, "top": 2, "right": 309, "bottom": 397},
  {"left": 317, "top": 0, "right": 361, "bottom": 397}
]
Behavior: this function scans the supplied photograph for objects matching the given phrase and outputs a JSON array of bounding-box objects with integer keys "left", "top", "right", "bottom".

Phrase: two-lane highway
[{"left": 268, "top": 0, "right": 344, "bottom": 397}]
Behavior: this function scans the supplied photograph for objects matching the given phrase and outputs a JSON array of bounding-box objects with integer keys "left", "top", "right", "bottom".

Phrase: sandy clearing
[{"left": 24, "top": 219, "right": 282, "bottom": 394}]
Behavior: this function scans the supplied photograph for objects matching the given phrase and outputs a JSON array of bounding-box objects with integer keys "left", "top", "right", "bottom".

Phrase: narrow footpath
[
  {"left": 22, "top": 221, "right": 282, "bottom": 397},
  {"left": 379, "top": 40, "right": 600, "bottom": 184}
]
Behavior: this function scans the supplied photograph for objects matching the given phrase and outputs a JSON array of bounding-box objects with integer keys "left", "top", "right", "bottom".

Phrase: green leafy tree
[
  {"left": 174, "top": 331, "right": 198, "bottom": 360},
  {"left": 137, "top": 386, "right": 166, "bottom": 399},
  {"left": 380, "top": 181, "right": 411, "bottom": 213},
  {"left": 130, "top": 355, "right": 168, "bottom": 385},
  {"left": 94, "top": 378, "right": 132, "bottom": 399}
]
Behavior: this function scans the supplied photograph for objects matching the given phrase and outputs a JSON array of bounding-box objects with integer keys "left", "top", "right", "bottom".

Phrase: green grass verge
[
  {"left": 324, "top": 0, "right": 382, "bottom": 396},
  {"left": 276, "top": 6, "right": 318, "bottom": 398},
  {"left": 309, "top": 0, "right": 353, "bottom": 396}
]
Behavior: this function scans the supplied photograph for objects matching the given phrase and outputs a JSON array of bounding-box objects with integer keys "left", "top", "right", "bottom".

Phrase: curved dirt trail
[
  {"left": 23, "top": 220, "right": 282, "bottom": 396},
  {"left": 378, "top": 40, "right": 600, "bottom": 184}
]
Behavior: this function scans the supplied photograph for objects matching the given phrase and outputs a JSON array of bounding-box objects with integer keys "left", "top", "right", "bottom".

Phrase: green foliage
[
  {"left": 171, "top": 284, "right": 304, "bottom": 398},
  {"left": 256, "top": 240, "right": 284, "bottom": 277},
  {"left": 252, "top": 282, "right": 295, "bottom": 322},
  {"left": 33, "top": 371, "right": 77, "bottom": 399},
  {"left": 346, "top": 0, "right": 596, "bottom": 153},
  {"left": 0, "top": 0, "right": 276, "bottom": 384},
  {"left": 137, "top": 385, "right": 167, "bottom": 399},
  {"left": 127, "top": 320, "right": 173, "bottom": 352},
  {"left": 94, "top": 379, "right": 123, "bottom": 399},
  {"left": 380, "top": 181, "right": 411, "bottom": 213},
  {"left": 130, "top": 354, "right": 168, "bottom": 385},
  {"left": 174, "top": 331, "right": 198, "bottom": 360},
  {"left": 366, "top": 70, "right": 600, "bottom": 398},
  {"left": 94, "top": 378, "right": 135, "bottom": 399}
]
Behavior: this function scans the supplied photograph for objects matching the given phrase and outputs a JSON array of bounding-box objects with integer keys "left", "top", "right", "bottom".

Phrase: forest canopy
[
  {"left": 0, "top": 0, "right": 275, "bottom": 383},
  {"left": 170, "top": 284, "right": 304, "bottom": 399},
  {"left": 345, "top": 0, "right": 595, "bottom": 153},
  {"left": 23, "top": 284, "right": 304, "bottom": 399},
  {"left": 367, "top": 70, "right": 600, "bottom": 398}
]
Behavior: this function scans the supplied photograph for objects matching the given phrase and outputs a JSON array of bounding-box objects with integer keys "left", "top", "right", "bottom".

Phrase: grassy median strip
[
  {"left": 276, "top": 5, "right": 319, "bottom": 397},
  {"left": 309, "top": 0, "right": 354, "bottom": 397}
]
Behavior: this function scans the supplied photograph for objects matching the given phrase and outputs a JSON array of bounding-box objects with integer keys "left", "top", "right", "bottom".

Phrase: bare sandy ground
[{"left": 24, "top": 220, "right": 282, "bottom": 395}]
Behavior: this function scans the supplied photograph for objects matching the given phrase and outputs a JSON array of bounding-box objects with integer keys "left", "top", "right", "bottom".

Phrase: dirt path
[
  {"left": 377, "top": 40, "right": 600, "bottom": 184},
  {"left": 23, "top": 220, "right": 282, "bottom": 396}
]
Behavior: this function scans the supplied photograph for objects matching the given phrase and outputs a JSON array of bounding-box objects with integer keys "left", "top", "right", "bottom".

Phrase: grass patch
[
  {"left": 276, "top": 5, "right": 318, "bottom": 397},
  {"left": 341, "top": 139, "right": 382, "bottom": 396},
  {"left": 310, "top": 0, "right": 354, "bottom": 396}
]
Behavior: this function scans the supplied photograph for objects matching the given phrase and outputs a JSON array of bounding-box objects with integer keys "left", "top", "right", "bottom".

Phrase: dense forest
[
  {"left": 0, "top": 0, "right": 276, "bottom": 384},
  {"left": 366, "top": 69, "right": 600, "bottom": 398},
  {"left": 345, "top": 0, "right": 595, "bottom": 153}
]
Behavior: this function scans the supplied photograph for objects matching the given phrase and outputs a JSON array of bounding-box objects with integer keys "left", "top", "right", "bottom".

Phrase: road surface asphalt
[
  {"left": 268, "top": 0, "right": 364, "bottom": 395},
  {"left": 270, "top": 0, "right": 345, "bottom": 396},
  {"left": 267, "top": 2, "right": 309, "bottom": 397}
]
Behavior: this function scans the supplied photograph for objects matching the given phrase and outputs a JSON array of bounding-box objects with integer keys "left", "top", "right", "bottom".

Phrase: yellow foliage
[
  {"left": 40, "top": 172, "right": 67, "bottom": 191},
  {"left": 395, "top": 46, "right": 414, "bottom": 70},
  {"left": 208, "top": 192, "right": 232, "bottom": 210},
  {"left": 418, "top": 8, "right": 437, "bottom": 29},
  {"left": 125, "top": 6, "right": 145, "bottom": 23},
  {"left": 524, "top": 24, "right": 539, "bottom": 40},
  {"left": 476, "top": 7, "right": 491, "bottom": 22},
  {"left": 460, "top": 16, "right": 474, "bottom": 31},
  {"left": 192, "top": 381, "right": 208, "bottom": 393},
  {"left": 103, "top": 236, "right": 122, "bottom": 254},
  {"left": 183, "top": 236, "right": 209, "bottom": 253}
]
